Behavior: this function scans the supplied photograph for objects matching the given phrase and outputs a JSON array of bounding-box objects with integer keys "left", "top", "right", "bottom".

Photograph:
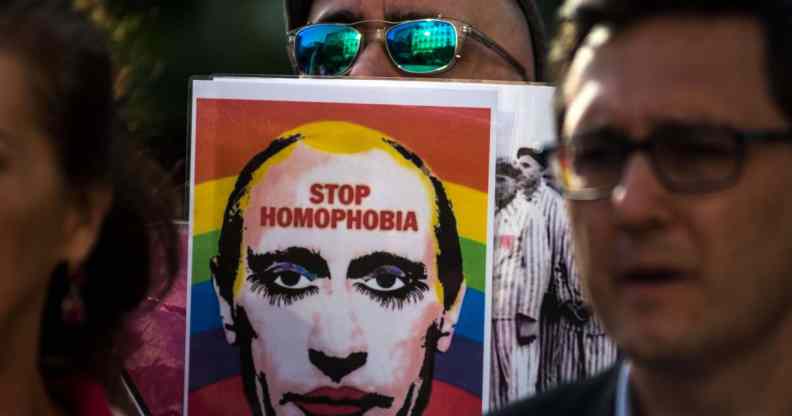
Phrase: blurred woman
[{"left": 0, "top": 1, "right": 179, "bottom": 414}]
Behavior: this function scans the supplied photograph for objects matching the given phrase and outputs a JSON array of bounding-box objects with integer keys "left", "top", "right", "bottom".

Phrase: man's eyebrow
[
  {"left": 384, "top": 9, "right": 442, "bottom": 22},
  {"left": 347, "top": 251, "right": 427, "bottom": 280},
  {"left": 247, "top": 246, "right": 330, "bottom": 278},
  {"left": 311, "top": 9, "right": 362, "bottom": 24}
]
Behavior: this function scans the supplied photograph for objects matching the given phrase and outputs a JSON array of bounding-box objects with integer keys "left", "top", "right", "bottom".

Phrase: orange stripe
[{"left": 195, "top": 99, "right": 490, "bottom": 192}]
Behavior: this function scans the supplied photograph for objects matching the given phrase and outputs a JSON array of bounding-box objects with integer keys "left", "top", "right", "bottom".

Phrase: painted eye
[
  {"left": 268, "top": 262, "right": 316, "bottom": 289},
  {"left": 359, "top": 265, "right": 407, "bottom": 291},
  {"left": 272, "top": 272, "right": 314, "bottom": 289}
]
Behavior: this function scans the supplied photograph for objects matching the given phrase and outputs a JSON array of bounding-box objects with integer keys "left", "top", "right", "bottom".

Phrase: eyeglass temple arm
[{"left": 464, "top": 26, "right": 529, "bottom": 81}]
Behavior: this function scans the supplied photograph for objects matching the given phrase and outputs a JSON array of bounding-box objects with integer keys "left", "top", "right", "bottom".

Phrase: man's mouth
[
  {"left": 617, "top": 265, "right": 692, "bottom": 292},
  {"left": 282, "top": 387, "right": 394, "bottom": 416}
]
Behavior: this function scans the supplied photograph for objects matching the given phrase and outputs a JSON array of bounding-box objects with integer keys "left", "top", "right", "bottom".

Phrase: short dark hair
[
  {"left": 549, "top": 0, "right": 792, "bottom": 135},
  {"left": 0, "top": 0, "right": 179, "bottom": 387},
  {"left": 283, "top": 0, "right": 548, "bottom": 82},
  {"left": 516, "top": 146, "right": 547, "bottom": 168},
  {"left": 213, "top": 132, "right": 465, "bottom": 320}
]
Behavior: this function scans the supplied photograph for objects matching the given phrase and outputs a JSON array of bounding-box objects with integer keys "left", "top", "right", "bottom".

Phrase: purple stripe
[{"left": 189, "top": 328, "right": 482, "bottom": 396}]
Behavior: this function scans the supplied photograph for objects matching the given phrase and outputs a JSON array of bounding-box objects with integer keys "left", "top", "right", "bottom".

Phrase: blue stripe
[
  {"left": 457, "top": 288, "right": 484, "bottom": 343},
  {"left": 189, "top": 329, "right": 240, "bottom": 391},
  {"left": 190, "top": 281, "right": 222, "bottom": 334},
  {"left": 190, "top": 281, "right": 484, "bottom": 343},
  {"left": 189, "top": 328, "right": 482, "bottom": 396}
]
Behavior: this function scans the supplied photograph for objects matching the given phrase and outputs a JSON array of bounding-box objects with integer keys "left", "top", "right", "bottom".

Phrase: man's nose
[
  {"left": 308, "top": 349, "right": 367, "bottom": 383},
  {"left": 348, "top": 38, "right": 401, "bottom": 77},
  {"left": 308, "top": 297, "right": 367, "bottom": 381},
  {"left": 611, "top": 153, "right": 672, "bottom": 232}
]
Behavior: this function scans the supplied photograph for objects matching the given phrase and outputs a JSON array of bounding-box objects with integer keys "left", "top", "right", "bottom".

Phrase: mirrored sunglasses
[{"left": 287, "top": 17, "right": 527, "bottom": 78}]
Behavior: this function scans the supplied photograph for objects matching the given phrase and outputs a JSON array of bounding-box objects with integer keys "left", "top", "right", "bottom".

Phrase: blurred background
[{"left": 75, "top": 0, "right": 563, "bottom": 218}]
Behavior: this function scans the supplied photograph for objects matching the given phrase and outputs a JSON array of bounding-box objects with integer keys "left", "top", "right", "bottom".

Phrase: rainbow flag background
[{"left": 187, "top": 98, "right": 492, "bottom": 415}]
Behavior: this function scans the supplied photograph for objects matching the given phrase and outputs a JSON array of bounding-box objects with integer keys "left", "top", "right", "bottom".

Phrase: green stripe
[
  {"left": 191, "top": 230, "right": 486, "bottom": 293},
  {"left": 459, "top": 237, "right": 485, "bottom": 292},
  {"left": 192, "top": 231, "right": 219, "bottom": 285}
]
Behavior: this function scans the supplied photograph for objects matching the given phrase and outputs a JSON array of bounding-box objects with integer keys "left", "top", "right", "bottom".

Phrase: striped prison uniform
[{"left": 489, "top": 181, "right": 618, "bottom": 410}]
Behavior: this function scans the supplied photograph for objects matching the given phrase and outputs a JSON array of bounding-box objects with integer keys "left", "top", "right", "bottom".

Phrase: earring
[{"left": 61, "top": 268, "right": 85, "bottom": 325}]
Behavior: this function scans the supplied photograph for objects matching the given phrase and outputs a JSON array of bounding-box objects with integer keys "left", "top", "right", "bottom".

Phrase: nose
[
  {"left": 308, "top": 349, "right": 367, "bottom": 383},
  {"left": 611, "top": 153, "right": 672, "bottom": 231},
  {"left": 348, "top": 34, "right": 401, "bottom": 77},
  {"left": 308, "top": 294, "right": 367, "bottom": 382}
]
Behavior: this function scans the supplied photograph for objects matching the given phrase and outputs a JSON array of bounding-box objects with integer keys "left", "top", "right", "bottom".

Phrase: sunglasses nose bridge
[{"left": 347, "top": 35, "right": 402, "bottom": 77}]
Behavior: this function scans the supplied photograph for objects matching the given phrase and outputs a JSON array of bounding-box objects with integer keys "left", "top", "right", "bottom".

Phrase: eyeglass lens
[
  {"left": 294, "top": 24, "right": 362, "bottom": 75},
  {"left": 560, "top": 124, "right": 742, "bottom": 196},
  {"left": 386, "top": 20, "right": 457, "bottom": 74},
  {"left": 294, "top": 20, "right": 458, "bottom": 75}
]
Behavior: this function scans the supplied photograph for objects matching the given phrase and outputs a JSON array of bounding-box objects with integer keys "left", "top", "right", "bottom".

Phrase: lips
[
  {"left": 619, "top": 267, "right": 687, "bottom": 285},
  {"left": 282, "top": 387, "right": 394, "bottom": 416}
]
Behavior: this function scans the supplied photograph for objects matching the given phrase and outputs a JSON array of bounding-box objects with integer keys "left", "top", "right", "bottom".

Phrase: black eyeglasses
[
  {"left": 548, "top": 122, "right": 792, "bottom": 200},
  {"left": 287, "top": 17, "right": 527, "bottom": 79}
]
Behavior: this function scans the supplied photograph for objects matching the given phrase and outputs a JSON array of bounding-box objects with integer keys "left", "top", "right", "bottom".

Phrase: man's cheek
[
  {"left": 361, "top": 300, "right": 441, "bottom": 382},
  {"left": 245, "top": 296, "right": 317, "bottom": 385}
]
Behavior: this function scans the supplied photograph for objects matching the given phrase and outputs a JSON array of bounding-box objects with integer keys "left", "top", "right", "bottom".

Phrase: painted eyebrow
[
  {"left": 347, "top": 251, "right": 427, "bottom": 280},
  {"left": 247, "top": 247, "right": 330, "bottom": 279}
]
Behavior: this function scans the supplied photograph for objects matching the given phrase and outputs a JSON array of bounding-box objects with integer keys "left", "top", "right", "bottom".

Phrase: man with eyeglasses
[
  {"left": 493, "top": 0, "right": 792, "bottom": 415},
  {"left": 283, "top": 0, "right": 617, "bottom": 409},
  {"left": 284, "top": 0, "right": 544, "bottom": 80}
]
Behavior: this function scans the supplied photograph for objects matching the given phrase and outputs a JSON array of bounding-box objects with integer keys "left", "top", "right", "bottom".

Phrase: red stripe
[
  {"left": 195, "top": 99, "right": 490, "bottom": 192},
  {"left": 425, "top": 380, "right": 482, "bottom": 415},
  {"left": 188, "top": 376, "right": 249, "bottom": 416},
  {"left": 189, "top": 377, "right": 482, "bottom": 416}
]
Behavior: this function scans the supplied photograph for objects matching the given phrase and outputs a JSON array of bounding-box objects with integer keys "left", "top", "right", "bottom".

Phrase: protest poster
[
  {"left": 185, "top": 78, "right": 498, "bottom": 416},
  {"left": 122, "top": 78, "right": 615, "bottom": 416}
]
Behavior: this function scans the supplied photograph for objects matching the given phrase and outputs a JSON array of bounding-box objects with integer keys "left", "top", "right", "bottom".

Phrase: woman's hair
[{"left": 0, "top": 0, "right": 179, "bottom": 388}]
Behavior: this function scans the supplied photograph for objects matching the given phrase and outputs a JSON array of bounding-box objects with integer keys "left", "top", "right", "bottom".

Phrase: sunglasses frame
[{"left": 287, "top": 16, "right": 527, "bottom": 79}]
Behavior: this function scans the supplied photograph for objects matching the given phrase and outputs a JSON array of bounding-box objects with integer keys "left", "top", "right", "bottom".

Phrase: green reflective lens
[
  {"left": 294, "top": 24, "right": 362, "bottom": 75},
  {"left": 386, "top": 20, "right": 457, "bottom": 74}
]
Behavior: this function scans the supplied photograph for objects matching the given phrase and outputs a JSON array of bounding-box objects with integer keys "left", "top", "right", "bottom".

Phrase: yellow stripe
[
  {"left": 444, "top": 182, "right": 487, "bottom": 243},
  {"left": 193, "top": 177, "right": 487, "bottom": 243}
]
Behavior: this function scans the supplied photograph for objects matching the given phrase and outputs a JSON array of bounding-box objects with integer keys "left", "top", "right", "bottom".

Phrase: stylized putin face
[{"left": 212, "top": 122, "right": 465, "bottom": 416}]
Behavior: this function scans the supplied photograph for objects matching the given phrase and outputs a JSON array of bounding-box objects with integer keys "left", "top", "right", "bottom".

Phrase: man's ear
[
  {"left": 62, "top": 186, "right": 113, "bottom": 271},
  {"left": 437, "top": 281, "right": 467, "bottom": 352},
  {"left": 211, "top": 255, "right": 237, "bottom": 345}
]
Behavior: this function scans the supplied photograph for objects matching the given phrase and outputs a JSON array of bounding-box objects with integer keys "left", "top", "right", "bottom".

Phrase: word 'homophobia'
[
  {"left": 260, "top": 207, "right": 418, "bottom": 231},
  {"left": 260, "top": 183, "right": 419, "bottom": 232}
]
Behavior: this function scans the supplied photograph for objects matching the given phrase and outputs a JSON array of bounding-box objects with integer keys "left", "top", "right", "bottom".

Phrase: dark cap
[{"left": 283, "top": 0, "right": 547, "bottom": 81}]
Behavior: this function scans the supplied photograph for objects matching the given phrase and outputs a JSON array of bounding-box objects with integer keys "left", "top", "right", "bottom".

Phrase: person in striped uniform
[{"left": 490, "top": 152, "right": 617, "bottom": 410}]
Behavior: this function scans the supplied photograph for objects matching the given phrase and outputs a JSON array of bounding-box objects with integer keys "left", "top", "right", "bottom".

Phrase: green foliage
[{"left": 79, "top": 0, "right": 291, "bottom": 178}]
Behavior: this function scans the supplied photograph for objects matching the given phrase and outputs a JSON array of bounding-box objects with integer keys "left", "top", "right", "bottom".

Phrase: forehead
[
  {"left": 0, "top": 53, "right": 39, "bottom": 134},
  {"left": 562, "top": 15, "right": 788, "bottom": 137},
  {"left": 240, "top": 142, "right": 437, "bottom": 256},
  {"left": 310, "top": 0, "right": 511, "bottom": 19},
  {"left": 250, "top": 142, "right": 433, "bottom": 203}
]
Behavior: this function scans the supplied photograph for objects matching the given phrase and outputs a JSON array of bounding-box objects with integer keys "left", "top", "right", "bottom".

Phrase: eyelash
[
  {"left": 248, "top": 279, "right": 319, "bottom": 307},
  {"left": 248, "top": 263, "right": 319, "bottom": 307},
  {"left": 354, "top": 280, "right": 429, "bottom": 310}
]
